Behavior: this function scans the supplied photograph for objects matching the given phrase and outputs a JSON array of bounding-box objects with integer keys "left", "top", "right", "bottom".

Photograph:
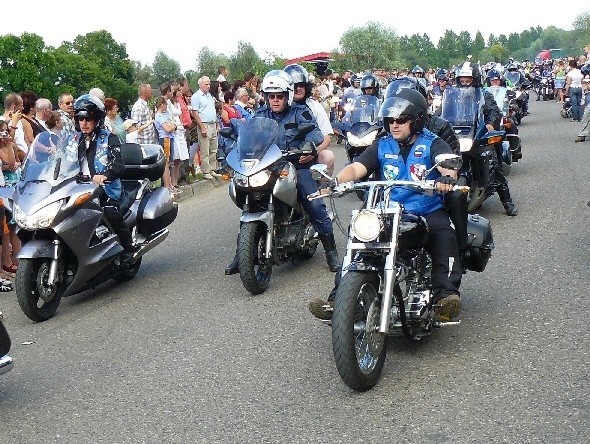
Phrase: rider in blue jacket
[
  {"left": 308, "top": 88, "right": 463, "bottom": 322},
  {"left": 224, "top": 70, "right": 340, "bottom": 275}
]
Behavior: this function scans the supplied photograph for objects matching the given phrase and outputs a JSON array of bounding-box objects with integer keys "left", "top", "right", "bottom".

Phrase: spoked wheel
[
  {"left": 15, "top": 258, "right": 63, "bottom": 322},
  {"left": 112, "top": 257, "right": 143, "bottom": 282},
  {"left": 238, "top": 222, "right": 273, "bottom": 295},
  {"left": 332, "top": 271, "right": 386, "bottom": 391}
]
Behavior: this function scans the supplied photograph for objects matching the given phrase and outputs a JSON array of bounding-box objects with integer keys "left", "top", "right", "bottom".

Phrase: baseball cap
[{"left": 123, "top": 119, "right": 138, "bottom": 131}]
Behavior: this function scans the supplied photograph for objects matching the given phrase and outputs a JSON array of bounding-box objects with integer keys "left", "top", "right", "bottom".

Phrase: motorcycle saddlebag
[
  {"left": 465, "top": 214, "right": 494, "bottom": 272},
  {"left": 137, "top": 187, "right": 178, "bottom": 235},
  {"left": 121, "top": 143, "right": 165, "bottom": 182}
]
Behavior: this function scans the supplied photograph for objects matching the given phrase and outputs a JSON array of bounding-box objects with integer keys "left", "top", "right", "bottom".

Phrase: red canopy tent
[{"left": 535, "top": 50, "right": 552, "bottom": 64}]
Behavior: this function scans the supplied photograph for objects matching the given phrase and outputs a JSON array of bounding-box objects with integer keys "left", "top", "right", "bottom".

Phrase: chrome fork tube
[
  {"left": 47, "top": 239, "right": 61, "bottom": 286},
  {"left": 265, "top": 196, "right": 274, "bottom": 259},
  {"left": 379, "top": 208, "right": 401, "bottom": 334}
]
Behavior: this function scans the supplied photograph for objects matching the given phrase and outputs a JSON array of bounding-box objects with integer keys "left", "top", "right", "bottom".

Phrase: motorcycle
[
  {"left": 333, "top": 95, "right": 383, "bottom": 199},
  {"left": 504, "top": 71, "right": 530, "bottom": 125},
  {"left": 308, "top": 157, "right": 494, "bottom": 391},
  {"left": 0, "top": 133, "right": 178, "bottom": 322},
  {"left": 0, "top": 311, "right": 14, "bottom": 376},
  {"left": 486, "top": 85, "right": 522, "bottom": 162},
  {"left": 535, "top": 74, "right": 555, "bottom": 101},
  {"left": 441, "top": 85, "right": 507, "bottom": 212},
  {"left": 221, "top": 117, "right": 320, "bottom": 295}
]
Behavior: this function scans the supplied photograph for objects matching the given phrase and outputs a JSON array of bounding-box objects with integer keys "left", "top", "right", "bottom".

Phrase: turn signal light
[
  {"left": 487, "top": 135, "right": 503, "bottom": 145},
  {"left": 73, "top": 192, "right": 92, "bottom": 206}
]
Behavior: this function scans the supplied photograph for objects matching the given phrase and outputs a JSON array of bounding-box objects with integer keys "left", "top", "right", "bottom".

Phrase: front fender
[
  {"left": 17, "top": 239, "right": 57, "bottom": 259},
  {"left": 240, "top": 211, "right": 272, "bottom": 228}
]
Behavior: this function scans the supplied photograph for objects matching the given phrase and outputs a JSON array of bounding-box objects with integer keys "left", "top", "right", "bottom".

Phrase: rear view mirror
[{"left": 434, "top": 154, "right": 462, "bottom": 170}]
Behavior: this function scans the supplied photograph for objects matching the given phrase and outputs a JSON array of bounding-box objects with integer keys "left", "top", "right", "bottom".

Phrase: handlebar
[{"left": 308, "top": 180, "right": 469, "bottom": 200}]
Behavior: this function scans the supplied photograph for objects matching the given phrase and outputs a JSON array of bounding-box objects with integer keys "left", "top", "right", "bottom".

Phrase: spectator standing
[
  {"left": 553, "top": 60, "right": 567, "bottom": 103},
  {"left": 190, "top": 76, "right": 219, "bottom": 179},
  {"left": 89, "top": 87, "right": 106, "bottom": 103},
  {"left": 221, "top": 91, "right": 242, "bottom": 126},
  {"left": 19, "top": 91, "right": 41, "bottom": 151},
  {"left": 244, "top": 72, "right": 263, "bottom": 111},
  {"left": 565, "top": 59, "right": 584, "bottom": 122},
  {"left": 217, "top": 65, "right": 228, "bottom": 83},
  {"left": 233, "top": 88, "right": 253, "bottom": 120},
  {"left": 153, "top": 96, "right": 175, "bottom": 191},
  {"left": 57, "top": 93, "right": 76, "bottom": 138},
  {"left": 104, "top": 98, "right": 126, "bottom": 143},
  {"left": 163, "top": 83, "right": 189, "bottom": 190},
  {"left": 131, "top": 84, "right": 157, "bottom": 144},
  {"left": 34, "top": 98, "right": 53, "bottom": 131},
  {"left": 574, "top": 75, "right": 590, "bottom": 143}
]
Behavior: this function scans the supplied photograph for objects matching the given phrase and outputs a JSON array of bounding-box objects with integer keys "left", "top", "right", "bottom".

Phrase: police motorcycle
[
  {"left": 0, "top": 133, "right": 178, "bottom": 322},
  {"left": 0, "top": 311, "right": 14, "bottom": 376},
  {"left": 441, "top": 85, "right": 507, "bottom": 212},
  {"left": 504, "top": 69, "right": 530, "bottom": 125},
  {"left": 308, "top": 157, "right": 494, "bottom": 391},
  {"left": 485, "top": 85, "right": 522, "bottom": 163},
  {"left": 221, "top": 117, "right": 320, "bottom": 295},
  {"left": 535, "top": 72, "right": 555, "bottom": 101}
]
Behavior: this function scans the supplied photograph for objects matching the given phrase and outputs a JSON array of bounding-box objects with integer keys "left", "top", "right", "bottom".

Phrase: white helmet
[{"left": 262, "top": 70, "right": 294, "bottom": 105}]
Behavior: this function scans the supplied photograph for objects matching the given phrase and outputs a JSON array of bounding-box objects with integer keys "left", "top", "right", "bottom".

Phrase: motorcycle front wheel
[
  {"left": 332, "top": 271, "right": 386, "bottom": 391},
  {"left": 15, "top": 258, "right": 63, "bottom": 322},
  {"left": 238, "top": 222, "right": 273, "bottom": 295}
]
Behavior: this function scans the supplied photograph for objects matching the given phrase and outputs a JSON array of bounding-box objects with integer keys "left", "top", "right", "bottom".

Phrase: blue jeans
[
  {"left": 570, "top": 87, "right": 583, "bottom": 120},
  {"left": 296, "top": 168, "right": 333, "bottom": 236}
]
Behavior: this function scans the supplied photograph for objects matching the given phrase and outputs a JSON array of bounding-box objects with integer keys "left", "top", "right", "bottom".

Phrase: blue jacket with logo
[{"left": 377, "top": 129, "right": 443, "bottom": 215}]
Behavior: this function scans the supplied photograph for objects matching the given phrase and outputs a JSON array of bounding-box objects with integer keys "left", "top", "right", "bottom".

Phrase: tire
[
  {"left": 332, "top": 271, "right": 386, "bottom": 391},
  {"left": 15, "top": 258, "right": 62, "bottom": 322},
  {"left": 112, "top": 257, "right": 142, "bottom": 282},
  {"left": 467, "top": 186, "right": 487, "bottom": 212},
  {"left": 542, "top": 91, "right": 548, "bottom": 101},
  {"left": 238, "top": 222, "right": 272, "bottom": 295}
]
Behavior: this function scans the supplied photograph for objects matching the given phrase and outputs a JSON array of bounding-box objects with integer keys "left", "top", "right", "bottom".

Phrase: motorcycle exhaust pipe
[{"left": 134, "top": 230, "right": 169, "bottom": 259}]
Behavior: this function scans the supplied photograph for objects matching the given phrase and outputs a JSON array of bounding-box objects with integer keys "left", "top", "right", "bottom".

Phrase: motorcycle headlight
[
  {"left": 248, "top": 170, "right": 271, "bottom": 187},
  {"left": 347, "top": 130, "right": 378, "bottom": 147},
  {"left": 13, "top": 200, "right": 64, "bottom": 230},
  {"left": 233, "top": 173, "right": 248, "bottom": 188},
  {"left": 459, "top": 138, "right": 473, "bottom": 152},
  {"left": 351, "top": 210, "right": 382, "bottom": 242}
]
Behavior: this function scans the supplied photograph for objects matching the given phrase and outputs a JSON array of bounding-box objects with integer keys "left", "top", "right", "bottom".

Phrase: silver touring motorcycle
[
  {"left": 222, "top": 117, "right": 320, "bottom": 295},
  {"left": 309, "top": 156, "right": 494, "bottom": 391},
  {"left": 0, "top": 133, "right": 178, "bottom": 322}
]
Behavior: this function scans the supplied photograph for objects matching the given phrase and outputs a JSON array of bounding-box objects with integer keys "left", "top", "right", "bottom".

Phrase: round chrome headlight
[{"left": 351, "top": 210, "right": 382, "bottom": 242}]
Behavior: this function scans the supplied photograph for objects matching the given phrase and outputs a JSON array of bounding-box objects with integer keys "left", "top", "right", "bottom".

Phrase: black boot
[
  {"left": 502, "top": 201, "right": 518, "bottom": 216},
  {"left": 225, "top": 254, "right": 239, "bottom": 275},
  {"left": 497, "top": 184, "right": 518, "bottom": 216},
  {"left": 319, "top": 233, "right": 340, "bottom": 272}
]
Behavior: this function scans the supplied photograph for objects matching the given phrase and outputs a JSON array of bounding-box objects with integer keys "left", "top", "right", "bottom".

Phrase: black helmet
[
  {"left": 73, "top": 94, "right": 106, "bottom": 130},
  {"left": 487, "top": 68, "right": 501, "bottom": 80},
  {"left": 351, "top": 74, "right": 362, "bottom": 85},
  {"left": 412, "top": 65, "right": 425, "bottom": 77},
  {"left": 379, "top": 88, "right": 427, "bottom": 135},
  {"left": 284, "top": 63, "right": 312, "bottom": 100},
  {"left": 360, "top": 74, "right": 380, "bottom": 96},
  {"left": 384, "top": 76, "right": 427, "bottom": 100},
  {"left": 435, "top": 68, "right": 448, "bottom": 81}
]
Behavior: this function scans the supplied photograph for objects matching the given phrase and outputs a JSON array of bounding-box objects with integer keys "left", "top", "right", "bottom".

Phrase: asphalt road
[{"left": 1, "top": 98, "right": 590, "bottom": 444}]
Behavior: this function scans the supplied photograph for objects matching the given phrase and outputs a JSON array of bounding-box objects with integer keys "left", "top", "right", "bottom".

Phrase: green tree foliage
[
  {"left": 573, "top": 11, "right": 590, "bottom": 49},
  {"left": 229, "top": 41, "right": 268, "bottom": 81},
  {"left": 472, "top": 32, "right": 486, "bottom": 58},
  {"left": 196, "top": 47, "right": 229, "bottom": 81},
  {"left": 338, "top": 22, "right": 402, "bottom": 71},
  {"left": 152, "top": 51, "right": 181, "bottom": 89}
]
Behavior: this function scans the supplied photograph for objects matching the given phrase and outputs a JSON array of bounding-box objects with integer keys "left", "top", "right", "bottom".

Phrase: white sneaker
[
  {"left": 202, "top": 173, "right": 213, "bottom": 180},
  {"left": 210, "top": 170, "right": 222, "bottom": 178}
]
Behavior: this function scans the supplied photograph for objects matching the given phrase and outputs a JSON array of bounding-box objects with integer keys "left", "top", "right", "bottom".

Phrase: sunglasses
[
  {"left": 387, "top": 116, "right": 412, "bottom": 125},
  {"left": 75, "top": 116, "right": 95, "bottom": 122},
  {"left": 268, "top": 94, "right": 286, "bottom": 100}
]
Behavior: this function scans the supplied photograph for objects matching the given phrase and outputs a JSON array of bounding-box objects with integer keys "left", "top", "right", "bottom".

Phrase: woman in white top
[
  {"left": 166, "top": 84, "right": 190, "bottom": 191},
  {"left": 565, "top": 59, "right": 584, "bottom": 122}
]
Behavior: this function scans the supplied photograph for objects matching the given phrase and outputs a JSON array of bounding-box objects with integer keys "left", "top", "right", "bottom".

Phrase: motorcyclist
[
  {"left": 431, "top": 69, "right": 450, "bottom": 97},
  {"left": 359, "top": 73, "right": 381, "bottom": 99},
  {"left": 456, "top": 62, "right": 518, "bottom": 216},
  {"left": 384, "top": 76, "right": 468, "bottom": 266},
  {"left": 504, "top": 62, "right": 531, "bottom": 115},
  {"left": 485, "top": 68, "right": 522, "bottom": 161},
  {"left": 284, "top": 63, "right": 335, "bottom": 176},
  {"left": 308, "top": 88, "right": 463, "bottom": 322},
  {"left": 224, "top": 70, "right": 340, "bottom": 275},
  {"left": 339, "top": 74, "right": 362, "bottom": 119},
  {"left": 73, "top": 94, "right": 138, "bottom": 263},
  {"left": 412, "top": 65, "right": 427, "bottom": 88}
]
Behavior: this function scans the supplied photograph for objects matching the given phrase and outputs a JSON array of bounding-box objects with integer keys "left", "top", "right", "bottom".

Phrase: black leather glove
[{"left": 435, "top": 175, "right": 457, "bottom": 187}]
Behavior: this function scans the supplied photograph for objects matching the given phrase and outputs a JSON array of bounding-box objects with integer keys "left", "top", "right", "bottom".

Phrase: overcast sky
[{"left": 4, "top": 3, "right": 587, "bottom": 71}]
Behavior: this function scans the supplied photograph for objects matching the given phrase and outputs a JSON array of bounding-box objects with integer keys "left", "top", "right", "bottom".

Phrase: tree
[
  {"left": 152, "top": 51, "right": 181, "bottom": 88},
  {"left": 507, "top": 33, "right": 521, "bottom": 52},
  {"left": 337, "top": 22, "right": 402, "bottom": 71},
  {"left": 196, "top": 47, "right": 229, "bottom": 81},
  {"left": 472, "top": 32, "right": 486, "bottom": 59},
  {"left": 573, "top": 11, "right": 590, "bottom": 50},
  {"left": 229, "top": 41, "right": 268, "bottom": 81},
  {"left": 438, "top": 30, "right": 462, "bottom": 67}
]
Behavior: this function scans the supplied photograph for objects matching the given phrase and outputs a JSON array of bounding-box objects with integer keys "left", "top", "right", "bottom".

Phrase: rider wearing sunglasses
[
  {"left": 73, "top": 94, "right": 138, "bottom": 263},
  {"left": 309, "top": 88, "right": 463, "bottom": 323}
]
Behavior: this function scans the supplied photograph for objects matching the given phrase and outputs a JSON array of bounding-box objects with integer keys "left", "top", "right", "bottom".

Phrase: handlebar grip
[{"left": 454, "top": 185, "right": 470, "bottom": 193}]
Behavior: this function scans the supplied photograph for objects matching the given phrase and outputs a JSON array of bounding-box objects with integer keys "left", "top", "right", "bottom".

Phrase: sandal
[
  {"left": 0, "top": 278, "right": 13, "bottom": 292},
  {"left": 2, "top": 264, "right": 17, "bottom": 274}
]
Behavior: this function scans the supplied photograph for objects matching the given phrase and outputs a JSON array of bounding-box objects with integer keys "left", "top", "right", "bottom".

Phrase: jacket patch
[
  {"left": 409, "top": 164, "right": 426, "bottom": 181},
  {"left": 383, "top": 164, "right": 399, "bottom": 180},
  {"left": 384, "top": 153, "right": 398, "bottom": 159}
]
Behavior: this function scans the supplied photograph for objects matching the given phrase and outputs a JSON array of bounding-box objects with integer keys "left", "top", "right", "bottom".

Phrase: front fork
[
  {"left": 47, "top": 239, "right": 62, "bottom": 287},
  {"left": 379, "top": 209, "right": 400, "bottom": 334}
]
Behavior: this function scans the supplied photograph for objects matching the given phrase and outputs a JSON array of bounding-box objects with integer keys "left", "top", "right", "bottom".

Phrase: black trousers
[{"left": 99, "top": 189, "right": 133, "bottom": 249}]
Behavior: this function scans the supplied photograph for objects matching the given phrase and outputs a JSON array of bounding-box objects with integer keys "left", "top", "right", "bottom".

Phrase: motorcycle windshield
[
  {"left": 505, "top": 72, "right": 520, "bottom": 86},
  {"left": 441, "top": 86, "right": 482, "bottom": 126},
  {"left": 486, "top": 86, "right": 508, "bottom": 114},
  {"left": 233, "top": 117, "right": 279, "bottom": 161},
  {"left": 22, "top": 133, "right": 81, "bottom": 186},
  {"left": 342, "top": 95, "right": 380, "bottom": 126}
]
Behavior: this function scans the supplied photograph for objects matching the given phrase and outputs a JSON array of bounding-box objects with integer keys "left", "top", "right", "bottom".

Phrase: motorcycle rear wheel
[
  {"left": 15, "top": 258, "right": 62, "bottom": 322},
  {"left": 332, "top": 271, "right": 386, "bottom": 391},
  {"left": 238, "top": 222, "right": 273, "bottom": 295}
]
